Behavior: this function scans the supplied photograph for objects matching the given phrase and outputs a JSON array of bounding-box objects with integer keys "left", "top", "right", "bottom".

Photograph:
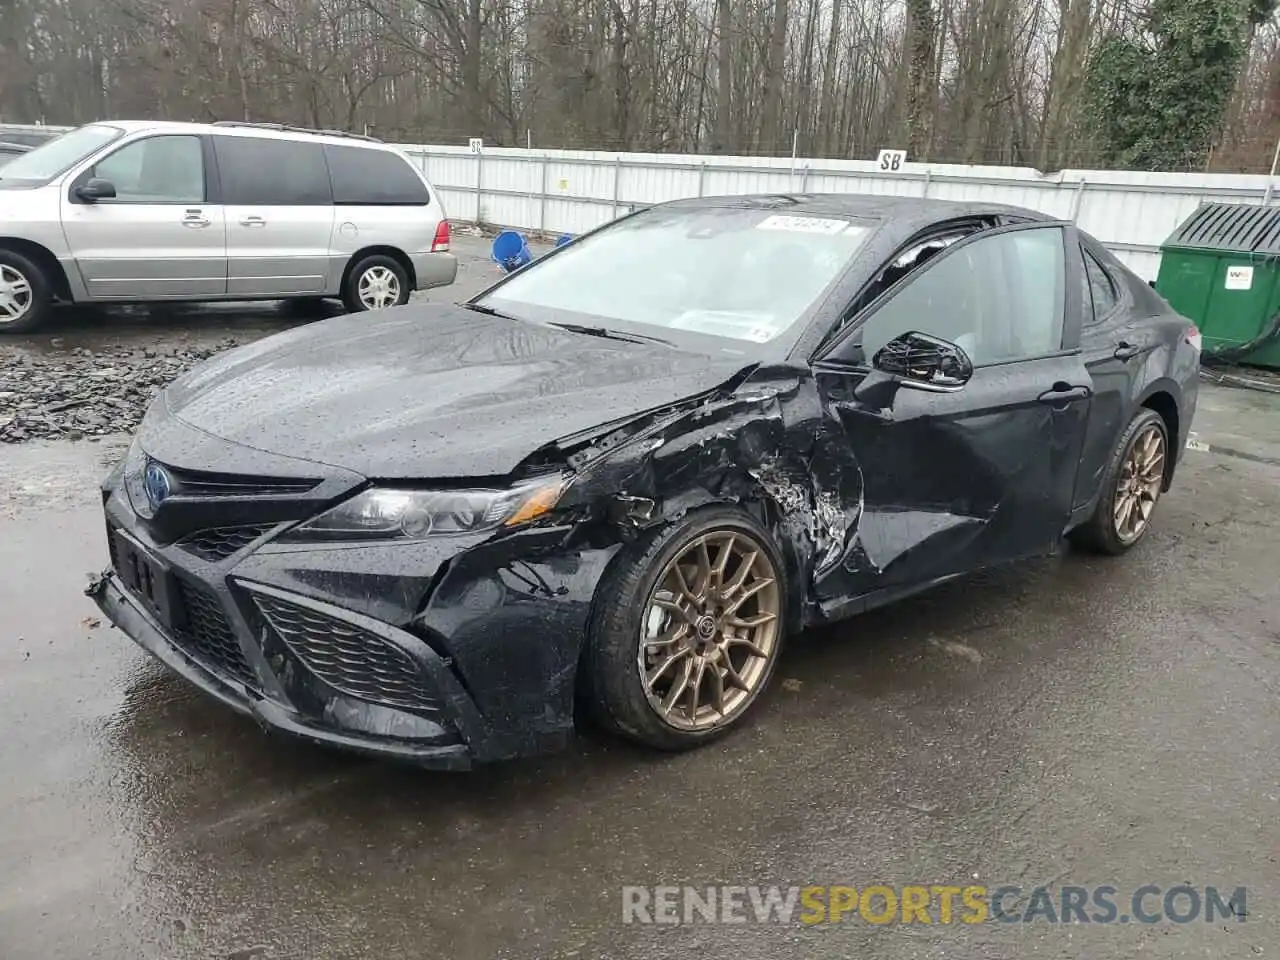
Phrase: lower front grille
[
  {"left": 252, "top": 593, "right": 435, "bottom": 712},
  {"left": 178, "top": 524, "right": 276, "bottom": 562},
  {"left": 172, "top": 578, "right": 259, "bottom": 690}
]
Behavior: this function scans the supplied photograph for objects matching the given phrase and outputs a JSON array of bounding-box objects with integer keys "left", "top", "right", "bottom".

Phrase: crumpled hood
[{"left": 164, "top": 303, "right": 750, "bottom": 478}]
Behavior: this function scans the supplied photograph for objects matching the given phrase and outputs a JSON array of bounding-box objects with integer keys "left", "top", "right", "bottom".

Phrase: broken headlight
[{"left": 282, "top": 477, "right": 566, "bottom": 542}]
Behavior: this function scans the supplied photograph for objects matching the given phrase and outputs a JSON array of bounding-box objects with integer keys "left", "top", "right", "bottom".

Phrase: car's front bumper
[
  {"left": 92, "top": 449, "right": 618, "bottom": 768},
  {"left": 90, "top": 570, "right": 476, "bottom": 767}
]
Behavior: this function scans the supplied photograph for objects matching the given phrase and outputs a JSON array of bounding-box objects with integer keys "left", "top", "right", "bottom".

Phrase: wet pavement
[{"left": 2, "top": 258, "right": 1279, "bottom": 958}]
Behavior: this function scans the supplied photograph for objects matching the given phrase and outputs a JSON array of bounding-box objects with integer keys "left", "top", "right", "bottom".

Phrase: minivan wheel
[
  {"left": 584, "top": 507, "right": 788, "bottom": 751},
  {"left": 0, "top": 251, "right": 51, "bottom": 334},
  {"left": 343, "top": 255, "right": 410, "bottom": 313},
  {"left": 1070, "top": 408, "right": 1169, "bottom": 555}
]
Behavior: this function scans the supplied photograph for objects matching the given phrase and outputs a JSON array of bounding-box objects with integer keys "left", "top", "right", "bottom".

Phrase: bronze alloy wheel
[
  {"left": 1114, "top": 422, "right": 1166, "bottom": 543},
  {"left": 637, "top": 531, "right": 782, "bottom": 731}
]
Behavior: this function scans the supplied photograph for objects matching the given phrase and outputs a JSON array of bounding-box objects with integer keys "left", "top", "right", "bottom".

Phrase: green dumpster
[{"left": 1155, "top": 202, "right": 1280, "bottom": 369}]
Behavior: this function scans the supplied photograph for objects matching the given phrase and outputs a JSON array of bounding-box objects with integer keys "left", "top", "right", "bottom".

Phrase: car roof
[
  {"left": 82, "top": 120, "right": 391, "bottom": 150},
  {"left": 662, "top": 192, "right": 1048, "bottom": 224}
]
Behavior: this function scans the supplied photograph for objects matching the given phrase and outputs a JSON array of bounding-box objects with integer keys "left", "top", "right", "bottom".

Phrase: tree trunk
[
  {"left": 712, "top": 0, "right": 733, "bottom": 153},
  {"left": 904, "top": 0, "right": 937, "bottom": 160},
  {"left": 758, "top": 0, "right": 789, "bottom": 153}
]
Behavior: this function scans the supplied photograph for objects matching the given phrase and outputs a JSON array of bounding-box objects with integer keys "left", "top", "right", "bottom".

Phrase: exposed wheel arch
[{"left": 0, "top": 237, "right": 73, "bottom": 302}]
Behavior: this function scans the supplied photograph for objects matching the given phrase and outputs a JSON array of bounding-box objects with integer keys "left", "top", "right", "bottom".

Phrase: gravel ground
[
  {"left": 0, "top": 339, "right": 243, "bottom": 442},
  {"left": 0, "top": 234, "right": 525, "bottom": 444}
]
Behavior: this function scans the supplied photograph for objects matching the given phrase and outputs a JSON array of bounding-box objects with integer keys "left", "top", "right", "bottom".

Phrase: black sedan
[{"left": 90, "top": 195, "right": 1200, "bottom": 767}]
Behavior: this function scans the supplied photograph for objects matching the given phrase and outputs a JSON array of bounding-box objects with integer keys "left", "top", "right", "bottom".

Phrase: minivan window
[
  {"left": 89, "top": 135, "right": 204, "bottom": 203},
  {"left": 215, "top": 136, "right": 332, "bottom": 205},
  {"left": 0, "top": 124, "right": 123, "bottom": 184},
  {"left": 325, "top": 145, "right": 430, "bottom": 205}
]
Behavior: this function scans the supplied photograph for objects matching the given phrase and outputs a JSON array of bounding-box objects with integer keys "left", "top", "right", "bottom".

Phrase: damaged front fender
[{"left": 520, "top": 363, "right": 869, "bottom": 628}]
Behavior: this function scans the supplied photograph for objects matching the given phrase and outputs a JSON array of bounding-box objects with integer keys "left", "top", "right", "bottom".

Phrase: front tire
[
  {"left": 0, "top": 250, "right": 52, "bottom": 333},
  {"left": 1070, "top": 408, "right": 1169, "bottom": 555},
  {"left": 343, "top": 255, "right": 410, "bottom": 313},
  {"left": 584, "top": 507, "right": 788, "bottom": 751}
]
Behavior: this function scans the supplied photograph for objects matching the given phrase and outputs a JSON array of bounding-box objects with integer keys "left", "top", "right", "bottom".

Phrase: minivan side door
[
  {"left": 60, "top": 134, "right": 227, "bottom": 300},
  {"left": 212, "top": 135, "right": 335, "bottom": 296}
]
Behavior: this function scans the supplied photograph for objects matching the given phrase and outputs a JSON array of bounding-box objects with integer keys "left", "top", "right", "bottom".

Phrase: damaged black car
[{"left": 90, "top": 195, "right": 1201, "bottom": 768}]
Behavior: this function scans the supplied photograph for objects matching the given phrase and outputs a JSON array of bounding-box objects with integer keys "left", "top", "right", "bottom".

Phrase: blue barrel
[
  {"left": 555, "top": 233, "right": 573, "bottom": 248},
  {"left": 492, "top": 230, "right": 532, "bottom": 272}
]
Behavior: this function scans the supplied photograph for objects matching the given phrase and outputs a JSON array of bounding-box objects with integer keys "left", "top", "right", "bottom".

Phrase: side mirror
[
  {"left": 74, "top": 178, "right": 116, "bottom": 202},
  {"left": 872, "top": 330, "right": 973, "bottom": 390}
]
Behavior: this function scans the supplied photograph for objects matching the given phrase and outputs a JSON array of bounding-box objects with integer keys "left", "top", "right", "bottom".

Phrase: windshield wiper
[
  {"left": 547, "top": 322, "right": 673, "bottom": 347},
  {"left": 463, "top": 302, "right": 520, "bottom": 321}
]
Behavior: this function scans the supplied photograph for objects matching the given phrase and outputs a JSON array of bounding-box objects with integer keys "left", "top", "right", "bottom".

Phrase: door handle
[
  {"left": 239, "top": 215, "right": 267, "bottom": 227},
  {"left": 182, "top": 213, "right": 210, "bottom": 228},
  {"left": 1037, "top": 383, "right": 1091, "bottom": 405},
  {"left": 1114, "top": 340, "right": 1142, "bottom": 361}
]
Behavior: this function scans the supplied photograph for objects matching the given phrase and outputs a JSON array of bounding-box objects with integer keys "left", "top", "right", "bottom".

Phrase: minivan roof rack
[{"left": 211, "top": 121, "right": 382, "bottom": 143}]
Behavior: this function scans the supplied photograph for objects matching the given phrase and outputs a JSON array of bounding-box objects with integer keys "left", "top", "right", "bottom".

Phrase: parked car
[
  {"left": 0, "top": 141, "right": 32, "bottom": 167},
  {"left": 0, "top": 129, "right": 62, "bottom": 148},
  {"left": 89, "top": 195, "right": 1200, "bottom": 768},
  {"left": 0, "top": 120, "right": 457, "bottom": 332}
]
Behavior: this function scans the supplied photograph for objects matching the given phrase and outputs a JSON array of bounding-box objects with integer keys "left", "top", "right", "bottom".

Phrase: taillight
[
  {"left": 431, "top": 220, "right": 451, "bottom": 252},
  {"left": 1185, "top": 325, "right": 1202, "bottom": 352}
]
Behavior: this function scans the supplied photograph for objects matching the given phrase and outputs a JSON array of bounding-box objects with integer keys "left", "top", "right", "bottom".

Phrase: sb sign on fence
[{"left": 877, "top": 149, "right": 907, "bottom": 172}]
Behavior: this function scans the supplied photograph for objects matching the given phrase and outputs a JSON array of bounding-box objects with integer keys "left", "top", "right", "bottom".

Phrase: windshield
[
  {"left": 0, "top": 124, "right": 123, "bottom": 184},
  {"left": 478, "top": 206, "right": 872, "bottom": 350}
]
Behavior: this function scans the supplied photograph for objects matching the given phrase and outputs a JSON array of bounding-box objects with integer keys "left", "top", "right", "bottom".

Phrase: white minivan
[{"left": 0, "top": 121, "right": 458, "bottom": 332}]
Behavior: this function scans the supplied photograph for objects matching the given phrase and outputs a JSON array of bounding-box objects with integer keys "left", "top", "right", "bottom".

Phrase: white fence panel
[{"left": 410, "top": 145, "right": 1278, "bottom": 280}]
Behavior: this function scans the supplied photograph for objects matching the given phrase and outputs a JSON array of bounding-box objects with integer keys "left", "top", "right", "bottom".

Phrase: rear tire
[
  {"left": 0, "top": 250, "right": 52, "bottom": 333},
  {"left": 1069, "top": 408, "right": 1169, "bottom": 555},
  {"left": 342, "top": 255, "right": 410, "bottom": 313},
  {"left": 583, "top": 507, "right": 788, "bottom": 751}
]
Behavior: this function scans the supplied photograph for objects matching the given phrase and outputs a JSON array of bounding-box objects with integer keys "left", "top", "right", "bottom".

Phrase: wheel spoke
[
  {"left": 645, "top": 624, "right": 688, "bottom": 649},
  {"left": 723, "top": 577, "right": 776, "bottom": 617},
  {"left": 661, "top": 657, "right": 694, "bottom": 715},
  {"left": 646, "top": 648, "right": 687, "bottom": 689},
  {"left": 722, "top": 660, "right": 751, "bottom": 692},
  {"left": 711, "top": 536, "right": 735, "bottom": 592},
  {"left": 721, "top": 549, "right": 757, "bottom": 599},
  {"left": 686, "top": 658, "right": 707, "bottom": 719},
  {"left": 729, "top": 611, "right": 777, "bottom": 630},
  {"left": 653, "top": 595, "right": 695, "bottom": 625},
  {"left": 694, "top": 539, "right": 713, "bottom": 596},
  {"left": 707, "top": 664, "right": 726, "bottom": 714},
  {"left": 670, "top": 561, "right": 700, "bottom": 604},
  {"left": 726, "top": 636, "right": 769, "bottom": 658}
]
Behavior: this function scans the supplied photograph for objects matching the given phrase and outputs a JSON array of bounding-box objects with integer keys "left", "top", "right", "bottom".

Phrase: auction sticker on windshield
[{"left": 756, "top": 214, "right": 852, "bottom": 235}]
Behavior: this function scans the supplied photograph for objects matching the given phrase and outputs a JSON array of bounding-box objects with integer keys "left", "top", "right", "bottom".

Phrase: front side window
[
  {"left": 214, "top": 137, "right": 331, "bottom": 205},
  {"left": 90, "top": 135, "right": 204, "bottom": 203},
  {"left": 851, "top": 227, "right": 1066, "bottom": 366},
  {"left": 0, "top": 124, "right": 123, "bottom": 184},
  {"left": 478, "top": 207, "right": 873, "bottom": 349}
]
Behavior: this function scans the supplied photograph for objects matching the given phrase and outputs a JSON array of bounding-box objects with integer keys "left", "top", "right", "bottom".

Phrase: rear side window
[
  {"left": 325, "top": 145, "right": 430, "bottom": 205},
  {"left": 1083, "top": 248, "right": 1119, "bottom": 319},
  {"left": 214, "top": 136, "right": 332, "bottom": 205}
]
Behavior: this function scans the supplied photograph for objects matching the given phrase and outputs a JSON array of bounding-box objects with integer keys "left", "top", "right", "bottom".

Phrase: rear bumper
[{"left": 411, "top": 251, "right": 458, "bottom": 290}]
